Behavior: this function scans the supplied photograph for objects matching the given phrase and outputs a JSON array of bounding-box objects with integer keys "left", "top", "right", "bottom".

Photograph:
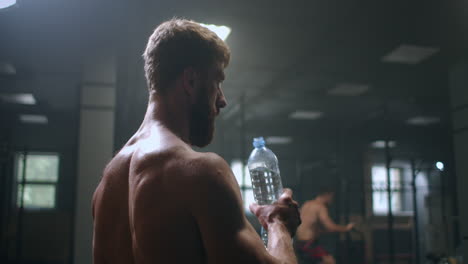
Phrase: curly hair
[{"left": 143, "top": 18, "right": 231, "bottom": 94}]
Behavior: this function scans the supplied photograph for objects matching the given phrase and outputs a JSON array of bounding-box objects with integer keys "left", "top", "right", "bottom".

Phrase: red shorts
[{"left": 295, "top": 240, "right": 330, "bottom": 260}]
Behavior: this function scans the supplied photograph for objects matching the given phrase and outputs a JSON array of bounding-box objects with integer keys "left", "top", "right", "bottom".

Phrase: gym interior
[{"left": 1, "top": 0, "right": 468, "bottom": 263}]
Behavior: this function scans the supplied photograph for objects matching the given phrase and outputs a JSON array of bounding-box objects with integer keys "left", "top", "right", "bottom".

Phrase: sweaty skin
[
  {"left": 296, "top": 198, "right": 353, "bottom": 242},
  {"left": 295, "top": 195, "right": 353, "bottom": 264},
  {"left": 92, "top": 63, "right": 300, "bottom": 264}
]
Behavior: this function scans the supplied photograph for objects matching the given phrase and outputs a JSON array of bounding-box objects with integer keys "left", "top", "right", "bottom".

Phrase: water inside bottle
[{"left": 249, "top": 167, "right": 283, "bottom": 205}]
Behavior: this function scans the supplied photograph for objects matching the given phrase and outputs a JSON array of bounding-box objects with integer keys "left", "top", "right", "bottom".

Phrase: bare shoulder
[
  {"left": 301, "top": 200, "right": 325, "bottom": 214},
  {"left": 139, "top": 146, "right": 229, "bottom": 173},
  {"left": 302, "top": 200, "right": 318, "bottom": 209},
  {"left": 182, "top": 152, "right": 240, "bottom": 198},
  {"left": 314, "top": 203, "right": 328, "bottom": 216},
  {"left": 181, "top": 151, "right": 243, "bottom": 211},
  {"left": 128, "top": 145, "right": 194, "bottom": 199},
  {"left": 131, "top": 148, "right": 235, "bottom": 196},
  {"left": 310, "top": 200, "right": 326, "bottom": 210},
  {"left": 128, "top": 144, "right": 189, "bottom": 181},
  {"left": 187, "top": 152, "right": 232, "bottom": 178}
]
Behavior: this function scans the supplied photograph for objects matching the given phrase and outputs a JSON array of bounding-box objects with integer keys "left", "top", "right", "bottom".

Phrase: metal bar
[
  {"left": 16, "top": 150, "right": 27, "bottom": 263},
  {"left": 343, "top": 175, "right": 351, "bottom": 262},
  {"left": 295, "top": 160, "right": 302, "bottom": 201},
  {"left": 2, "top": 143, "right": 14, "bottom": 262},
  {"left": 334, "top": 128, "right": 342, "bottom": 263},
  {"left": 385, "top": 139, "right": 395, "bottom": 264},
  {"left": 342, "top": 127, "right": 351, "bottom": 262},
  {"left": 411, "top": 159, "right": 421, "bottom": 264},
  {"left": 11, "top": 181, "right": 56, "bottom": 185},
  {"left": 438, "top": 167, "right": 450, "bottom": 254},
  {"left": 0, "top": 143, "right": 8, "bottom": 261},
  {"left": 240, "top": 93, "right": 246, "bottom": 195},
  {"left": 335, "top": 178, "right": 344, "bottom": 263}
]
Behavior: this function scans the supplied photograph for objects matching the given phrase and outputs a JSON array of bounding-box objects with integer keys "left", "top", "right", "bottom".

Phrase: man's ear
[{"left": 182, "top": 67, "right": 197, "bottom": 98}]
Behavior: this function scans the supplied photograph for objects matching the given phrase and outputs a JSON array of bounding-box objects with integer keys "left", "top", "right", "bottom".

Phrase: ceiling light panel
[
  {"left": 265, "top": 136, "right": 293, "bottom": 145},
  {"left": 289, "top": 110, "right": 323, "bottom": 120},
  {"left": 0, "top": 93, "right": 36, "bottom": 105},
  {"left": 371, "top": 140, "right": 396, "bottom": 149},
  {"left": 19, "top": 114, "right": 48, "bottom": 124},
  {"left": 382, "top": 44, "right": 439, "bottom": 65},
  {"left": 328, "top": 83, "right": 369, "bottom": 96},
  {"left": 406, "top": 116, "right": 440, "bottom": 126}
]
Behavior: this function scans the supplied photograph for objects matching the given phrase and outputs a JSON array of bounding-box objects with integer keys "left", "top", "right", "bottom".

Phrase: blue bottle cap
[{"left": 253, "top": 137, "right": 265, "bottom": 148}]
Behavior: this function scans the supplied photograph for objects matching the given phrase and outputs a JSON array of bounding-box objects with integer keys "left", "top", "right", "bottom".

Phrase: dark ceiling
[{"left": 0, "top": 0, "right": 466, "bottom": 154}]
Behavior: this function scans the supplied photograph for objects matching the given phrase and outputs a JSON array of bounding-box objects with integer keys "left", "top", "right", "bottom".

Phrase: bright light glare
[
  {"left": 0, "top": 0, "right": 16, "bottom": 9},
  {"left": 436, "top": 161, "right": 444, "bottom": 171},
  {"left": 0, "top": 93, "right": 36, "bottom": 105},
  {"left": 371, "top": 140, "right": 396, "bottom": 149},
  {"left": 199, "top": 23, "right": 231, "bottom": 41}
]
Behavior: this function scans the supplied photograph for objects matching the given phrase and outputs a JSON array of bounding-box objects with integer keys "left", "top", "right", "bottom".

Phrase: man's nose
[{"left": 217, "top": 88, "right": 227, "bottom": 109}]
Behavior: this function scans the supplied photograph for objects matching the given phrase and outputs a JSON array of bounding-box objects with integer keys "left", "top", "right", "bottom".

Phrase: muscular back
[
  {"left": 92, "top": 130, "right": 207, "bottom": 264},
  {"left": 296, "top": 198, "right": 349, "bottom": 243},
  {"left": 92, "top": 123, "right": 299, "bottom": 264},
  {"left": 295, "top": 200, "right": 324, "bottom": 241},
  {"left": 92, "top": 152, "right": 134, "bottom": 264}
]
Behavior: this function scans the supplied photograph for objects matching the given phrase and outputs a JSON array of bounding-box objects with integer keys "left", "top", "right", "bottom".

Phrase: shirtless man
[
  {"left": 295, "top": 188, "right": 354, "bottom": 264},
  {"left": 92, "top": 19, "right": 301, "bottom": 264}
]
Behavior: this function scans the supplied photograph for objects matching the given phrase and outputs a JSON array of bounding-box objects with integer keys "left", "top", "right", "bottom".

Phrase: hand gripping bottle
[{"left": 247, "top": 137, "right": 283, "bottom": 246}]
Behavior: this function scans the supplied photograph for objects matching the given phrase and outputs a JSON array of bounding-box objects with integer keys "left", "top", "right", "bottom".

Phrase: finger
[
  {"left": 282, "top": 188, "right": 293, "bottom": 197},
  {"left": 287, "top": 202, "right": 299, "bottom": 210},
  {"left": 278, "top": 188, "right": 293, "bottom": 203},
  {"left": 291, "top": 200, "right": 299, "bottom": 208},
  {"left": 249, "top": 203, "right": 260, "bottom": 215}
]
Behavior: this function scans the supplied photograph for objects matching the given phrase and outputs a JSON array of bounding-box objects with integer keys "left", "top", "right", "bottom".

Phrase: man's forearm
[
  {"left": 267, "top": 221, "right": 297, "bottom": 264},
  {"left": 329, "top": 224, "right": 349, "bottom": 233}
]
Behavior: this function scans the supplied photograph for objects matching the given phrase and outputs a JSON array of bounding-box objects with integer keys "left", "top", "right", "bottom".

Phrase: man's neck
[{"left": 141, "top": 93, "right": 192, "bottom": 145}]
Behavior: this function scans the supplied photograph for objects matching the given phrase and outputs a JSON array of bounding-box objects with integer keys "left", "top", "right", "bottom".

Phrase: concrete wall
[
  {"left": 449, "top": 60, "right": 468, "bottom": 259},
  {"left": 73, "top": 57, "right": 116, "bottom": 264}
]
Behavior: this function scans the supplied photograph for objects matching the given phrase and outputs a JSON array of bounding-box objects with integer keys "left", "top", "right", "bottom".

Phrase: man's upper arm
[{"left": 189, "top": 153, "right": 274, "bottom": 264}]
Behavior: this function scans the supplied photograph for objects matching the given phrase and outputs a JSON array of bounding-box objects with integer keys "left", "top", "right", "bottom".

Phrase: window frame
[
  {"left": 230, "top": 159, "right": 255, "bottom": 212},
  {"left": 370, "top": 165, "right": 412, "bottom": 216},
  {"left": 14, "top": 151, "right": 61, "bottom": 211}
]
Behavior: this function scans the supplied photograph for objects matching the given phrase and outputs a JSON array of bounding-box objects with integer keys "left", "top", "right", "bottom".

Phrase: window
[
  {"left": 371, "top": 166, "right": 403, "bottom": 215},
  {"left": 231, "top": 159, "right": 255, "bottom": 211},
  {"left": 15, "top": 153, "right": 59, "bottom": 209}
]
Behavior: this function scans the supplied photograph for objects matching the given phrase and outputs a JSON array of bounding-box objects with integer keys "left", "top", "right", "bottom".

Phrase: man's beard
[{"left": 189, "top": 94, "right": 215, "bottom": 148}]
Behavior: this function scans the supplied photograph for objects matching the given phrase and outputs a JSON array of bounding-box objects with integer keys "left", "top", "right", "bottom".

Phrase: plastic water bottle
[{"left": 247, "top": 137, "right": 283, "bottom": 246}]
